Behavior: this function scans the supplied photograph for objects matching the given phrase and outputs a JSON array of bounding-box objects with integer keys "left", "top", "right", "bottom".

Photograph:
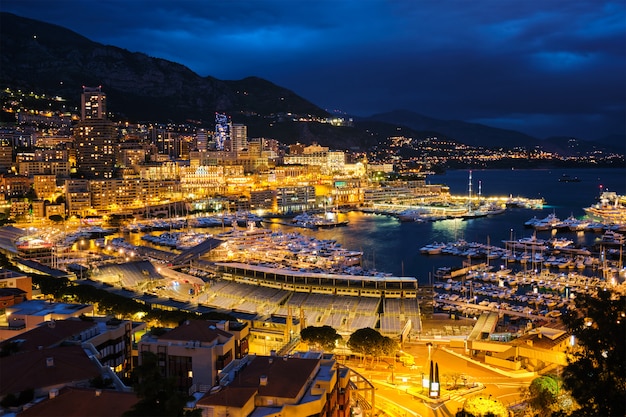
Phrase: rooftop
[
  {"left": 6, "top": 299, "right": 92, "bottom": 317},
  {"left": 0, "top": 345, "right": 101, "bottom": 396},
  {"left": 0, "top": 319, "right": 96, "bottom": 353},
  {"left": 17, "top": 387, "right": 139, "bottom": 417},
  {"left": 199, "top": 355, "right": 321, "bottom": 407},
  {"left": 158, "top": 319, "right": 232, "bottom": 343}
]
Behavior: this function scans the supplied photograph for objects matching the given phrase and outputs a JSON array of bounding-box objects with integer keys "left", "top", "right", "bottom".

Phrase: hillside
[
  {"left": 1, "top": 12, "right": 622, "bottom": 156},
  {"left": 364, "top": 110, "right": 626, "bottom": 155},
  {"left": 0, "top": 12, "right": 328, "bottom": 124},
  {"left": 362, "top": 110, "right": 541, "bottom": 149}
]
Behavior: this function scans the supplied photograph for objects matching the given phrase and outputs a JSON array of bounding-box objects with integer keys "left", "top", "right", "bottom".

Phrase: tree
[
  {"left": 519, "top": 374, "right": 579, "bottom": 417},
  {"left": 124, "top": 351, "right": 200, "bottom": 417},
  {"left": 300, "top": 325, "right": 341, "bottom": 351},
  {"left": 560, "top": 288, "right": 626, "bottom": 417},
  {"left": 442, "top": 371, "right": 464, "bottom": 389},
  {"left": 347, "top": 327, "right": 396, "bottom": 363},
  {"left": 457, "top": 393, "right": 508, "bottom": 417},
  {"left": 48, "top": 214, "right": 65, "bottom": 223},
  {"left": 381, "top": 335, "right": 399, "bottom": 356},
  {"left": 519, "top": 375, "right": 560, "bottom": 416}
]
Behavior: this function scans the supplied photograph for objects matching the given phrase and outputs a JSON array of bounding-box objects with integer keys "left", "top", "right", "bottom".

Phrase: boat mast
[{"left": 468, "top": 170, "right": 473, "bottom": 214}]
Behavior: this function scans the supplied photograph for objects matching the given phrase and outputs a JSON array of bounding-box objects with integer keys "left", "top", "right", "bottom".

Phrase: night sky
[{"left": 2, "top": 0, "right": 625, "bottom": 140}]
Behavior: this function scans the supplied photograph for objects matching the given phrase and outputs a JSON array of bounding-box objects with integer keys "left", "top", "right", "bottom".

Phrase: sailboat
[{"left": 462, "top": 171, "right": 506, "bottom": 219}]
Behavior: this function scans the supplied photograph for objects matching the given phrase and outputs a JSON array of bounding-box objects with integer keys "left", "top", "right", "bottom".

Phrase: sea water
[{"left": 268, "top": 168, "right": 626, "bottom": 284}]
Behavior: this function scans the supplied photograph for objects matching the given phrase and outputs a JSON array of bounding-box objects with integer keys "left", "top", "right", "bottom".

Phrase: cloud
[{"left": 2, "top": 0, "right": 624, "bottom": 139}]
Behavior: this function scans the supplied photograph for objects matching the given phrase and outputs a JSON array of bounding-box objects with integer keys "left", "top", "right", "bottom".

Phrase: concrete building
[
  {"left": 2, "top": 300, "right": 93, "bottom": 339},
  {"left": 0, "top": 268, "right": 32, "bottom": 300},
  {"left": 284, "top": 148, "right": 346, "bottom": 176},
  {"left": 0, "top": 317, "right": 146, "bottom": 377},
  {"left": 17, "top": 160, "right": 71, "bottom": 177},
  {"left": 64, "top": 179, "right": 91, "bottom": 217},
  {"left": 74, "top": 87, "right": 117, "bottom": 179},
  {"left": 231, "top": 123, "right": 248, "bottom": 155},
  {"left": 196, "top": 351, "right": 353, "bottom": 417},
  {"left": 138, "top": 319, "right": 249, "bottom": 393},
  {"left": 196, "top": 128, "right": 208, "bottom": 152},
  {"left": 0, "top": 175, "right": 32, "bottom": 199},
  {"left": 32, "top": 174, "right": 59, "bottom": 201},
  {"left": 275, "top": 186, "right": 317, "bottom": 214},
  {"left": 0, "top": 140, "right": 13, "bottom": 174}
]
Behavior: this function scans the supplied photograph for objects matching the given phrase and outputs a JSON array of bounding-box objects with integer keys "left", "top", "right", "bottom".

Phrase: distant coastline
[{"left": 434, "top": 159, "right": 625, "bottom": 173}]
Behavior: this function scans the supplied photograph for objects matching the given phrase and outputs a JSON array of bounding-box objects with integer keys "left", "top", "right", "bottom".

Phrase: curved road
[{"left": 345, "top": 343, "right": 534, "bottom": 417}]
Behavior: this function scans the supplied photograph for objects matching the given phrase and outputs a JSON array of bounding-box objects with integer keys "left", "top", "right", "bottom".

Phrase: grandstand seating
[{"left": 90, "top": 260, "right": 163, "bottom": 287}]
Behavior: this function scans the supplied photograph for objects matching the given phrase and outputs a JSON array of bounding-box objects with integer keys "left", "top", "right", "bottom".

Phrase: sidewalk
[
  {"left": 440, "top": 346, "right": 535, "bottom": 379},
  {"left": 374, "top": 378, "right": 485, "bottom": 404},
  {"left": 404, "top": 314, "right": 537, "bottom": 379}
]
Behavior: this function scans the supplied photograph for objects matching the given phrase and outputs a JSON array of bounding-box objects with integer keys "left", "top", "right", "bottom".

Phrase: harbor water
[{"left": 264, "top": 168, "right": 625, "bottom": 284}]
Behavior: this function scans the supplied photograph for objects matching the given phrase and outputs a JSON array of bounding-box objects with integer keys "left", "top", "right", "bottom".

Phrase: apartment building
[
  {"left": 275, "top": 186, "right": 317, "bottom": 214},
  {"left": 196, "top": 352, "right": 352, "bottom": 417},
  {"left": 2, "top": 300, "right": 93, "bottom": 338},
  {"left": 138, "top": 319, "right": 249, "bottom": 393},
  {"left": 64, "top": 179, "right": 91, "bottom": 217},
  {"left": 0, "top": 268, "right": 32, "bottom": 300}
]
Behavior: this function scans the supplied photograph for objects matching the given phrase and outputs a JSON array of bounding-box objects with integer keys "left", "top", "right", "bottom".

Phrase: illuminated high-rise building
[
  {"left": 214, "top": 113, "right": 229, "bottom": 151},
  {"left": 195, "top": 128, "right": 208, "bottom": 152},
  {"left": 81, "top": 86, "right": 107, "bottom": 120},
  {"left": 74, "top": 86, "right": 117, "bottom": 178},
  {"left": 231, "top": 123, "right": 247, "bottom": 154}
]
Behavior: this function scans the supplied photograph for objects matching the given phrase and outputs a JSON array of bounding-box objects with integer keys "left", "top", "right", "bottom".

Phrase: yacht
[
  {"left": 502, "top": 234, "right": 548, "bottom": 251},
  {"left": 558, "top": 215, "right": 590, "bottom": 232},
  {"left": 584, "top": 191, "right": 626, "bottom": 224},
  {"left": 548, "top": 237, "right": 574, "bottom": 249},
  {"left": 600, "top": 230, "right": 625, "bottom": 245},
  {"left": 420, "top": 242, "right": 446, "bottom": 255},
  {"left": 532, "top": 213, "right": 561, "bottom": 231},
  {"left": 292, "top": 212, "right": 349, "bottom": 229}
]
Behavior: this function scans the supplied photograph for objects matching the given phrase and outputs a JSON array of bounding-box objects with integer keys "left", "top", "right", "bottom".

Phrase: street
[{"left": 343, "top": 342, "right": 534, "bottom": 417}]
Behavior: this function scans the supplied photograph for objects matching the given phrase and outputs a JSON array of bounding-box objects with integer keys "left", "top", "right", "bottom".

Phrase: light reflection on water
[
  {"left": 263, "top": 168, "right": 625, "bottom": 283},
  {"left": 120, "top": 168, "right": 624, "bottom": 285}
]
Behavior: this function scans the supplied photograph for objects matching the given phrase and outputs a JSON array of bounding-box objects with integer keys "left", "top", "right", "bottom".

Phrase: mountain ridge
[
  {"left": 1, "top": 11, "right": 623, "bottom": 155},
  {"left": 360, "top": 109, "right": 542, "bottom": 149}
]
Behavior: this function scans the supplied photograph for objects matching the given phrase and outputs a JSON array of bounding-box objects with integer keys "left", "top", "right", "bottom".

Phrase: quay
[{"left": 359, "top": 194, "right": 544, "bottom": 222}]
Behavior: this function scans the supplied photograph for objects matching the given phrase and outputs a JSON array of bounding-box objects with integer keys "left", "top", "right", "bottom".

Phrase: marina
[{"left": 2, "top": 168, "right": 624, "bottom": 339}]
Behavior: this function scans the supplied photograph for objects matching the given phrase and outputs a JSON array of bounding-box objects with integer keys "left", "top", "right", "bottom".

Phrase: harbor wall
[
  {"left": 485, "top": 355, "right": 522, "bottom": 371},
  {"left": 517, "top": 345, "right": 568, "bottom": 366}
]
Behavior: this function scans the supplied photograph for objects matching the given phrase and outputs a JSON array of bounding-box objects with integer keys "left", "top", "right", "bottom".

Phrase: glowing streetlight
[{"left": 427, "top": 342, "right": 433, "bottom": 364}]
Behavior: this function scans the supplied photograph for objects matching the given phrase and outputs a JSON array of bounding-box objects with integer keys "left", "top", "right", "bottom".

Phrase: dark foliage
[
  {"left": 124, "top": 352, "right": 200, "bottom": 417},
  {"left": 560, "top": 288, "right": 626, "bottom": 417},
  {"left": 0, "top": 388, "right": 34, "bottom": 408},
  {"left": 300, "top": 325, "right": 341, "bottom": 351}
]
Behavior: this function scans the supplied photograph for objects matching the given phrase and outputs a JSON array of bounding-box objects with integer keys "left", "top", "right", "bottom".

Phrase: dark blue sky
[{"left": 2, "top": 0, "right": 625, "bottom": 140}]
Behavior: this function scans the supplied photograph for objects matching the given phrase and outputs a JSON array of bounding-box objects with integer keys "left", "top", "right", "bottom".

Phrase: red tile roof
[
  {"left": 0, "top": 345, "right": 101, "bottom": 396},
  {"left": 17, "top": 387, "right": 139, "bottom": 417},
  {"left": 159, "top": 319, "right": 231, "bottom": 343},
  {"left": 197, "top": 386, "right": 258, "bottom": 408},
  {"left": 199, "top": 355, "right": 320, "bottom": 407},
  {"left": 0, "top": 319, "right": 97, "bottom": 353}
]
